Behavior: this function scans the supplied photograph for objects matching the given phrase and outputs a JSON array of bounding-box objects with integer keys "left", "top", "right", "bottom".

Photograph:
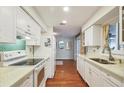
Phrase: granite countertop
[
  {"left": 0, "top": 66, "right": 34, "bottom": 87},
  {"left": 79, "top": 54, "right": 124, "bottom": 82},
  {"left": 0, "top": 57, "right": 49, "bottom": 87}
]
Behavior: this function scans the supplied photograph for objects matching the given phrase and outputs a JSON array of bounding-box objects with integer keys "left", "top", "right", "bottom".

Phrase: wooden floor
[{"left": 46, "top": 60, "right": 88, "bottom": 87}]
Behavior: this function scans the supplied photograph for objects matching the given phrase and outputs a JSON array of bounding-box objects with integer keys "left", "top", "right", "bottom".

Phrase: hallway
[{"left": 46, "top": 60, "right": 88, "bottom": 87}]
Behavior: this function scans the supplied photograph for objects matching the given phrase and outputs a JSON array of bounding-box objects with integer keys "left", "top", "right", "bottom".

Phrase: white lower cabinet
[
  {"left": 77, "top": 56, "right": 85, "bottom": 79},
  {"left": 77, "top": 56, "right": 121, "bottom": 87},
  {"left": 84, "top": 62, "right": 91, "bottom": 85},
  {"left": 19, "top": 72, "right": 33, "bottom": 87},
  {"left": 86, "top": 62, "right": 104, "bottom": 87}
]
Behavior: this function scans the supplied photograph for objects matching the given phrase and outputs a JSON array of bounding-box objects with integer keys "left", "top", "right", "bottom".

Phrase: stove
[
  {"left": 0, "top": 50, "right": 47, "bottom": 87},
  {"left": 10, "top": 58, "right": 44, "bottom": 66}
]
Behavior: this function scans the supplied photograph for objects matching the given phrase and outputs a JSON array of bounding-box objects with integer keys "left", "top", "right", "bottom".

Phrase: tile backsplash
[
  {"left": 86, "top": 46, "right": 100, "bottom": 54},
  {"left": 0, "top": 39, "right": 26, "bottom": 51}
]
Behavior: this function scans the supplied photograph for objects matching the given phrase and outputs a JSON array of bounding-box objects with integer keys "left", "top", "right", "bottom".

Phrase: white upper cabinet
[
  {"left": 17, "top": 7, "right": 34, "bottom": 37},
  {"left": 17, "top": 7, "right": 28, "bottom": 32},
  {"left": 26, "top": 18, "right": 41, "bottom": 46},
  {"left": 84, "top": 25, "right": 101, "bottom": 46},
  {"left": 16, "top": 7, "right": 41, "bottom": 46},
  {"left": 0, "top": 7, "right": 16, "bottom": 43}
]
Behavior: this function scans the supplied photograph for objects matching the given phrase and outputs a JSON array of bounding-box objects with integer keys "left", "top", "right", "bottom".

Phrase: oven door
[{"left": 34, "top": 62, "right": 45, "bottom": 87}]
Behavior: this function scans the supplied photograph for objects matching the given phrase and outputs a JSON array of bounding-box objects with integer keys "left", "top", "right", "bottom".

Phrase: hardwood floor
[{"left": 46, "top": 60, "right": 88, "bottom": 87}]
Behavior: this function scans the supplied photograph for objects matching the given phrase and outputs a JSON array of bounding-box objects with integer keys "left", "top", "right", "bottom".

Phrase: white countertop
[
  {"left": 0, "top": 57, "right": 49, "bottom": 87},
  {"left": 0, "top": 66, "right": 34, "bottom": 87},
  {"left": 79, "top": 54, "right": 124, "bottom": 82}
]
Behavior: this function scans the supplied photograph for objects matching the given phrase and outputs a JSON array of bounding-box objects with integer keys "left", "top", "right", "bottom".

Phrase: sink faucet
[
  {"left": 102, "top": 32, "right": 115, "bottom": 61},
  {"left": 102, "top": 45, "right": 115, "bottom": 61}
]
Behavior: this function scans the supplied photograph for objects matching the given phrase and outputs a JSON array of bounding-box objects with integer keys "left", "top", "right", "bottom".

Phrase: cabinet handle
[
  {"left": 25, "top": 31, "right": 31, "bottom": 35},
  {"left": 27, "top": 76, "right": 30, "bottom": 79},
  {"left": 106, "top": 73, "right": 110, "bottom": 76},
  {"left": 27, "top": 29, "right": 30, "bottom": 31},
  {"left": 27, "top": 25, "right": 30, "bottom": 28},
  {"left": 89, "top": 68, "right": 92, "bottom": 74}
]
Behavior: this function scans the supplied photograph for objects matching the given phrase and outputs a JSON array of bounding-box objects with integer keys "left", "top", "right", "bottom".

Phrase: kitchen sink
[{"left": 90, "top": 58, "right": 116, "bottom": 64}]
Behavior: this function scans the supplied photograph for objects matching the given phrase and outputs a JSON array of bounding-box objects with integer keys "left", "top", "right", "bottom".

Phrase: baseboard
[{"left": 56, "top": 59, "right": 74, "bottom": 61}]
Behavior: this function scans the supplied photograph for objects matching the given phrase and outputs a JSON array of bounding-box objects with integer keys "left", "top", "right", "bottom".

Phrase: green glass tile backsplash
[{"left": 0, "top": 39, "right": 26, "bottom": 51}]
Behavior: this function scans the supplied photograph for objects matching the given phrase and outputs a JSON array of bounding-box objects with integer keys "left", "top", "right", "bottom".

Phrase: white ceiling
[
  {"left": 53, "top": 25, "right": 81, "bottom": 37},
  {"left": 33, "top": 6, "right": 101, "bottom": 37}
]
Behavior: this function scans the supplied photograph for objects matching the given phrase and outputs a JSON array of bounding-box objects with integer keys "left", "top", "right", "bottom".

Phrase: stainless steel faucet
[
  {"left": 102, "top": 32, "right": 115, "bottom": 61},
  {"left": 102, "top": 45, "right": 115, "bottom": 61}
]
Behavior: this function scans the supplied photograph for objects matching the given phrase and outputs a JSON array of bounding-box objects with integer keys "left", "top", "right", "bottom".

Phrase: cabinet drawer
[
  {"left": 100, "top": 71, "right": 121, "bottom": 86},
  {"left": 19, "top": 73, "right": 33, "bottom": 87}
]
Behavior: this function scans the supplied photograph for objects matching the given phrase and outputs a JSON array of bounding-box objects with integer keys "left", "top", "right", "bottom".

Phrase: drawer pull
[{"left": 27, "top": 25, "right": 31, "bottom": 28}]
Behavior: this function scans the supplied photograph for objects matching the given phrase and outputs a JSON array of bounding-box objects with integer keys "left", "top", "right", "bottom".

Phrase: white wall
[{"left": 56, "top": 36, "right": 74, "bottom": 59}]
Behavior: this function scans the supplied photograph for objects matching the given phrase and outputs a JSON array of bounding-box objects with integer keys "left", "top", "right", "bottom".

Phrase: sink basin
[{"left": 90, "top": 58, "right": 116, "bottom": 64}]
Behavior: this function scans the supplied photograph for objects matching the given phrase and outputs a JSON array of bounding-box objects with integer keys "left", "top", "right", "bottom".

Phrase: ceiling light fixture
[
  {"left": 63, "top": 6, "right": 69, "bottom": 12},
  {"left": 60, "top": 20, "right": 67, "bottom": 25},
  {"left": 62, "top": 20, "right": 67, "bottom": 24}
]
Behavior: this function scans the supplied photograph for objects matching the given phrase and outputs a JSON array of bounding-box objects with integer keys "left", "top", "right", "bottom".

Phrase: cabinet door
[
  {"left": 16, "top": 7, "right": 28, "bottom": 32},
  {"left": 19, "top": 72, "right": 33, "bottom": 87},
  {"left": 84, "top": 25, "right": 101, "bottom": 46},
  {"left": 80, "top": 58, "right": 85, "bottom": 79},
  {"left": 84, "top": 62, "right": 91, "bottom": 86},
  {"left": 85, "top": 27, "right": 93, "bottom": 46},
  {"left": 78, "top": 57, "right": 81, "bottom": 75},
  {"left": 0, "top": 7, "right": 16, "bottom": 43},
  {"left": 77, "top": 56, "right": 80, "bottom": 72},
  {"left": 25, "top": 14, "right": 41, "bottom": 46},
  {"left": 85, "top": 29, "right": 89, "bottom": 46},
  {"left": 17, "top": 7, "right": 32, "bottom": 38},
  {"left": 90, "top": 69, "right": 103, "bottom": 87},
  {"left": 84, "top": 61, "right": 103, "bottom": 87},
  {"left": 31, "top": 21, "right": 41, "bottom": 45},
  {"left": 88, "top": 27, "right": 93, "bottom": 46}
]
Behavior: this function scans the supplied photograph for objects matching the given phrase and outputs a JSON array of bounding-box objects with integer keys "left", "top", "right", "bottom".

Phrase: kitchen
[{"left": 0, "top": 6, "right": 124, "bottom": 87}]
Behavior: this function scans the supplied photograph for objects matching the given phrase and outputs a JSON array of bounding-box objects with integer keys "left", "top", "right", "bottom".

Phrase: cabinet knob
[
  {"left": 27, "top": 29, "right": 30, "bottom": 31},
  {"left": 107, "top": 74, "right": 110, "bottom": 76},
  {"left": 27, "top": 25, "right": 30, "bottom": 28}
]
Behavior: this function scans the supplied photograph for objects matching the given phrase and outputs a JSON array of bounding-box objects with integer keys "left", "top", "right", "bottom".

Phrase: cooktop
[{"left": 10, "top": 58, "right": 44, "bottom": 66}]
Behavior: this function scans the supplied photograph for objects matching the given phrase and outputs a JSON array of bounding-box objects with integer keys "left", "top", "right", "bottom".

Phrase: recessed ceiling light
[
  {"left": 59, "top": 20, "right": 67, "bottom": 25},
  {"left": 60, "top": 20, "right": 67, "bottom": 25},
  {"left": 63, "top": 7, "right": 69, "bottom": 12},
  {"left": 62, "top": 20, "right": 67, "bottom": 24}
]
